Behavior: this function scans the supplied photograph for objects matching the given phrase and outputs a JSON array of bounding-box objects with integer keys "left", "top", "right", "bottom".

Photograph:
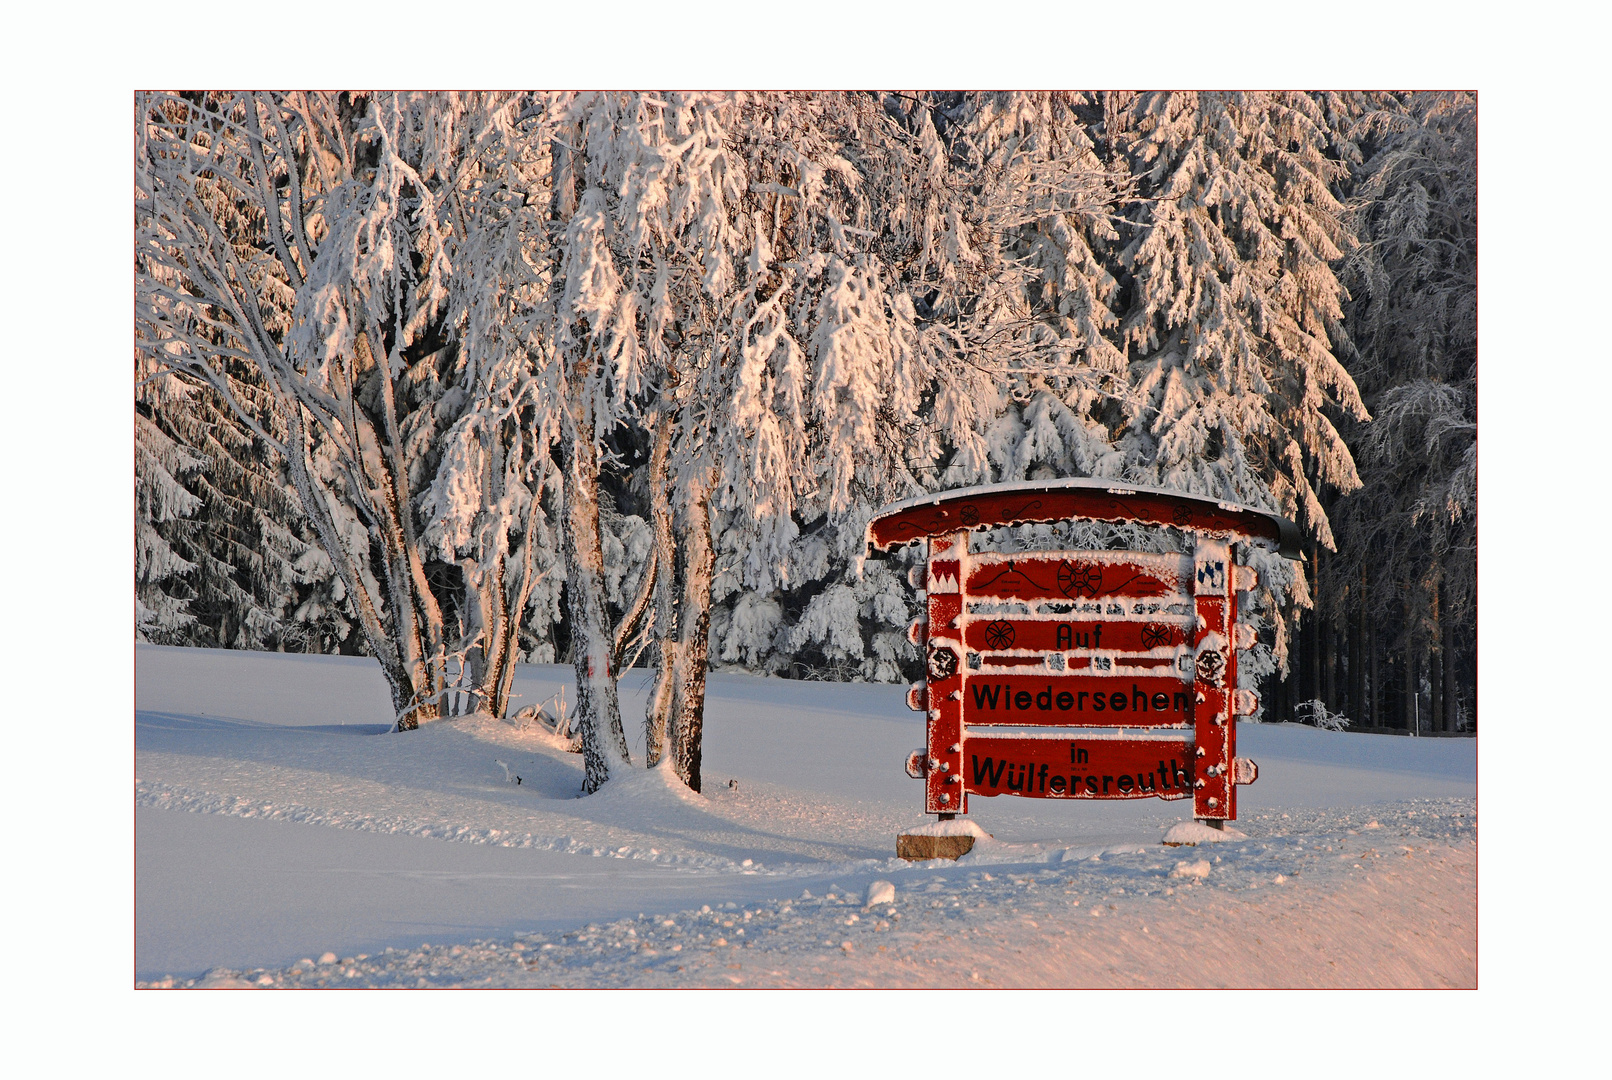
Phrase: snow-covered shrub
[
  {"left": 1295, "top": 699, "right": 1352, "bottom": 731},
  {"left": 718, "top": 593, "right": 783, "bottom": 669}
]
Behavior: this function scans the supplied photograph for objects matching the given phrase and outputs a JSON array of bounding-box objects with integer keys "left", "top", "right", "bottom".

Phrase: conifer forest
[{"left": 135, "top": 92, "right": 1477, "bottom": 792}]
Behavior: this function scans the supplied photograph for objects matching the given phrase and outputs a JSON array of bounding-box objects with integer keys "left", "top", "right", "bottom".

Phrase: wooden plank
[
  {"left": 924, "top": 532, "right": 969, "bottom": 814},
  {"left": 961, "top": 673, "right": 1193, "bottom": 727},
  {"left": 961, "top": 734, "right": 1196, "bottom": 801},
  {"left": 964, "top": 552, "right": 1190, "bottom": 602},
  {"left": 865, "top": 479, "right": 1299, "bottom": 557},
  {"left": 963, "top": 616, "right": 1193, "bottom": 654},
  {"left": 1193, "top": 539, "right": 1236, "bottom": 820}
]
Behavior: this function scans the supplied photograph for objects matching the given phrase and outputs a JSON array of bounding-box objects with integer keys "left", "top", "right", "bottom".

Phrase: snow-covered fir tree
[
  {"left": 136, "top": 351, "right": 355, "bottom": 652},
  {"left": 1082, "top": 92, "right": 1372, "bottom": 690},
  {"left": 135, "top": 406, "right": 203, "bottom": 643},
  {"left": 1323, "top": 91, "right": 1477, "bottom": 732}
]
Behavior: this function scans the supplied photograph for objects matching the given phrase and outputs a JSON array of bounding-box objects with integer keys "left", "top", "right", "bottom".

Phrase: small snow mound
[
  {"left": 1162, "top": 820, "right": 1246, "bottom": 846},
  {"left": 1171, "top": 859, "right": 1212, "bottom": 879},
  {"left": 450, "top": 710, "right": 577, "bottom": 752},
  {"left": 904, "top": 818, "right": 990, "bottom": 838},
  {"left": 585, "top": 760, "right": 708, "bottom": 808},
  {"left": 194, "top": 967, "right": 255, "bottom": 988},
  {"left": 318, "top": 952, "right": 338, "bottom": 965},
  {"left": 864, "top": 880, "right": 896, "bottom": 907}
]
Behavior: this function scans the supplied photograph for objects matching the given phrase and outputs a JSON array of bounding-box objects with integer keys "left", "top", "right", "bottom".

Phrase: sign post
[{"left": 867, "top": 479, "right": 1298, "bottom": 859}]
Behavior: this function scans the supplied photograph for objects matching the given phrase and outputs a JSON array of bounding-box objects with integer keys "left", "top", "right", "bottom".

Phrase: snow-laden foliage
[
  {"left": 137, "top": 92, "right": 553, "bottom": 726},
  {"left": 695, "top": 93, "right": 1371, "bottom": 685},
  {"left": 137, "top": 90, "right": 1471, "bottom": 772},
  {"left": 1109, "top": 92, "right": 1366, "bottom": 544},
  {"left": 1295, "top": 698, "right": 1352, "bottom": 731},
  {"left": 135, "top": 409, "right": 202, "bottom": 643},
  {"left": 1336, "top": 92, "right": 1477, "bottom": 617},
  {"left": 1321, "top": 92, "right": 1477, "bottom": 730},
  {"left": 136, "top": 351, "right": 353, "bottom": 653}
]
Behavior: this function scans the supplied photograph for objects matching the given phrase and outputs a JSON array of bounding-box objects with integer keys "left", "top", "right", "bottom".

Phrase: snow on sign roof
[{"left": 865, "top": 477, "right": 1303, "bottom": 559}]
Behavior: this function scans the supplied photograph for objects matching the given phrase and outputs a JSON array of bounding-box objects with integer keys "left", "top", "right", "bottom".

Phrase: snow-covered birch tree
[{"left": 137, "top": 91, "right": 554, "bottom": 727}]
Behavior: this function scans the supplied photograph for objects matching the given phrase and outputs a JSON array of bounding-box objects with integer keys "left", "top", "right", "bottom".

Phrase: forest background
[{"left": 134, "top": 90, "right": 1477, "bottom": 793}]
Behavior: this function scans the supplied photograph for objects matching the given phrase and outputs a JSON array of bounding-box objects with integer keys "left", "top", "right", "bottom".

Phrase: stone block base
[{"left": 897, "top": 833, "right": 977, "bottom": 861}]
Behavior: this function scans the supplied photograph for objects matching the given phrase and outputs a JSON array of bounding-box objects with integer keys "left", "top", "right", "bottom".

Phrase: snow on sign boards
[{"left": 867, "top": 479, "right": 1295, "bottom": 832}]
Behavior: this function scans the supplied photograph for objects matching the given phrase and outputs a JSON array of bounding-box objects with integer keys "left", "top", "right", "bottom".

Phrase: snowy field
[{"left": 135, "top": 643, "right": 1476, "bottom": 990}]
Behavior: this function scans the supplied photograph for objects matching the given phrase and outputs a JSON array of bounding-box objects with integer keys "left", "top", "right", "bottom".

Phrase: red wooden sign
[
  {"left": 870, "top": 479, "right": 1292, "bottom": 825},
  {"left": 963, "top": 676, "right": 1195, "bottom": 726},
  {"left": 961, "top": 734, "right": 1197, "bottom": 800},
  {"left": 866, "top": 478, "right": 1302, "bottom": 559}
]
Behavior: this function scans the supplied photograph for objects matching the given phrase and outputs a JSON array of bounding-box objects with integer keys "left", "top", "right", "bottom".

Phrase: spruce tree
[{"left": 1330, "top": 92, "right": 1477, "bottom": 731}]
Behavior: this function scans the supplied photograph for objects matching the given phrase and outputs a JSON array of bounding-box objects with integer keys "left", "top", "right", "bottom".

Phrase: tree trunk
[
  {"left": 550, "top": 119, "right": 630, "bottom": 790},
  {"left": 1405, "top": 647, "right": 1420, "bottom": 734},
  {"left": 1384, "top": 652, "right": 1396, "bottom": 730},
  {"left": 1429, "top": 579, "right": 1444, "bottom": 734},
  {"left": 1369, "top": 600, "right": 1381, "bottom": 728},
  {"left": 669, "top": 467, "right": 717, "bottom": 793},
  {"left": 486, "top": 483, "right": 546, "bottom": 720},
  {"left": 365, "top": 324, "right": 451, "bottom": 725},
  {"left": 1308, "top": 546, "right": 1322, "bottom": 710},
  {"left": 1442, "top": 608, "right": 1458, "bottom": 732},
  {"left": 1342, "top": 618, "right": 1353, "bottom": 722},
  {"left": 1323, "top": 622, "right": 1337, "bottom": 717},
  {"left": 1353, "top": 565, "right": 1367, "bottom": 724},
  {"left": 643, "top": 412, "right": 677, "bottom": 768},
  {"left": 281, "top": 403, "right": 441, "bottom": 729},
  {"left": 1281, "top": 621, "right": 1296, "bottom": 721},
  {"left": 558, "top": 374, "right": 631, "bottom": 792}
]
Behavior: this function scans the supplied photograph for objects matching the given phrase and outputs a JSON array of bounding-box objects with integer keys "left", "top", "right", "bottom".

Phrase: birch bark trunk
[
  {"left": 668, "top": 466, "right": 717, "bottom": 793},
  {"left": 643, "top": 412, "right": 677, "bottom": 768},
  {"left": 558, "top": 365, "right": 631, "bottom": 791}
]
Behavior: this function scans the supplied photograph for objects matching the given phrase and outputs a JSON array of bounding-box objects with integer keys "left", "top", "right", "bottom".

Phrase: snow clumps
[
  {"left": 1162, "top": 820, "right": 1246, "bottom": 846},
  {"left": 904, "top": 818, "right": 991, "bottom": 838},
  {"left": 864, "top": 881, "right": 896, "bottom": 908}
]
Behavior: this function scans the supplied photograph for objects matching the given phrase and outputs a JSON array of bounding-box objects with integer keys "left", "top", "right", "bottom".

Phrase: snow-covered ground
[{"left": 135, "top": 644, "right": 1476, "bottom": 989}]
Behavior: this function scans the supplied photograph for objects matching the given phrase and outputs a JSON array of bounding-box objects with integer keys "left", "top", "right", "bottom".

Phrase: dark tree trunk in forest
[
  {"left": 1353, "top": 566, "right": 1367, "bottom": 725},
  {"left": 1430, "top": 581, "right": 1444, "bottom": 734},
  {"left": 1324, "top": 623, "right": 1338, "bottom": 716},
  {"left": 1405, "top": 648, "right": 1420, "bottom": 734},
  {"left": 1369, "top": 609, "right": 1381, "bottom": 729},
  {"left": 1309, "top": 546, "right": 1322, "bottom": 714},
  {"left": 1443, "top": 613, "right": 1459, "bottom": 732},
  {"left": 1280, "top": 633, "right": 1296, "bottom": 721}
]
